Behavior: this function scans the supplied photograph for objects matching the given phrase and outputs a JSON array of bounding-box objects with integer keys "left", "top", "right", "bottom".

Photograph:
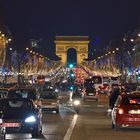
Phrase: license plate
[
  {"left": 128, "top": 118, "right": 140, "bottom": 121},
  {"left": 88, "top": 93, "right": 94, "bottom": 95},
  {"left": 3, "top": 123, "right": 21, "bottom": 127}
]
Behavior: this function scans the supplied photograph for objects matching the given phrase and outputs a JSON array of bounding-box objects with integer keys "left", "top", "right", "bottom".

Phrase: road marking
[
  {"left": 62, "top": 106, "right": 75, "bottom": 113},
  {"left": 97, "top": 105, "right": 105, "bottom": 107},
  {"left": 63, "top": 114, "right": 78, "bottom": 140},
  {"left": 82, "top": 104, "right": 91, "bottom": 107}
]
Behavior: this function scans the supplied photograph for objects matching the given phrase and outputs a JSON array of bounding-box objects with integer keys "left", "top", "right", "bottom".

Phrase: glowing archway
[{"left": 55, "top": 36, "right": 89, "bottom": 66}]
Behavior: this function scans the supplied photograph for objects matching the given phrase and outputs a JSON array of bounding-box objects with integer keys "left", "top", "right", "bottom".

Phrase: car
[
  {"left": 122, "top": 83, "right": 140, "bottom": 92},
  {"left": 83, "top": 86, "right": 98, "bottom": 101},
  {"left": 8, "top": 87, "right": 41, "bottom": 108},
  {"left": 0, "top": 88, "right": 9, "bottom": 99},
  {"left": 0, "top": 111, "right": 5, "bottom": 140},
  {"left": 98, "top": 83, "right": 109, "bottom": 94},
  {"left": 40, "top": 89, "right": 59, "bottom": 113},
  {"left": 111, "top": 92, "right": 140, "bottom": 130},
  {"left": 0, "top": 98, "right": 42, "bottom": 138}
]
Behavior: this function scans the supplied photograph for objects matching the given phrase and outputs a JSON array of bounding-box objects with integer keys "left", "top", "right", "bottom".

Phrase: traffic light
[
  {"left": 138, "top": 75, "right": 140, "bottom": 80},
  {"left": 70, "top": 73, "right": 75, "bottom": 77},
  {"left": 70, "top": 86, "right": 74, "bottom": 90},
  {"left": 69, "top": 64, "right": 74, "bottom": 68}
]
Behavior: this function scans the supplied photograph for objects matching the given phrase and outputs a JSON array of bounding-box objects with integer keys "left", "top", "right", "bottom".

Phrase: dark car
[
  {"left": 122, "top": 83, "right": 140, "bottom": 93},
  {"left": 83, "top": 86, "right": 98, "bottom": 101},
  {"left": 0, "top": 88, "right": 9, "bottom": 99},
  {"left": 40, "top": 89, "right": 59, "bottom": 113},
  {"left": 0, "top": 98, "right": 42, "bottom": 138},
  {"left": 0, "top": 111, "right": 5, "bottom": 140}
]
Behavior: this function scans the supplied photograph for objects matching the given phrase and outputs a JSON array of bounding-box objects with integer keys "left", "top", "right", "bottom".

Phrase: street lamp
[
  {"left": 130, "top": 38, "right": 134, "bottom": 42},
  {"left": 26, "top": 47, "right": 29, "bottom": 51}
]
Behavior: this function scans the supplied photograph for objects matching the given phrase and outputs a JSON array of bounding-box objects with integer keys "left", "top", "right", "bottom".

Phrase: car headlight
[
  {"left": 73, "top": 100, "right": 80, "bottom": 105},
  {"left": 55, "top": 89, "right": 58, "bottom": 92},
  {"left": 0, "top": 118, "right": 2, "bottom": 124},
  {"left": 25, "top": 116, "right": 36, "bottom": 123}
]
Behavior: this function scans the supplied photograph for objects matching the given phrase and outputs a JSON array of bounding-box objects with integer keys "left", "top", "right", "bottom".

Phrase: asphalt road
[{"left": 5, "top": 94, "right": 140, "bottom": 140}]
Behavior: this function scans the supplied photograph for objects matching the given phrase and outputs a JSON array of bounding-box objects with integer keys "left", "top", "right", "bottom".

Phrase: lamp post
[{"left": 0, "top": 31, "right": 12, "bottom": 83}]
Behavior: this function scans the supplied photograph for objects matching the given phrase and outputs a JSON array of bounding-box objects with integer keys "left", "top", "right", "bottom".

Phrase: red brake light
[{"left": 118, "top": 108, "right": 124, "bottom": 114}]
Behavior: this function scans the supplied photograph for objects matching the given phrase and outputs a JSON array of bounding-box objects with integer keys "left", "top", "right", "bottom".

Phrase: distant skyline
[{"left": 1, "top": 0, "right": 140, "bottom": 59}]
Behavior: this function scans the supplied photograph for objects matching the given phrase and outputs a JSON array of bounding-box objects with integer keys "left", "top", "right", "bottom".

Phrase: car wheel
[
  {"left": 112, "top": 122, "right": 115, "bottom": 129},
  {"left": 95, "top": 98, "right": 98, "bottom": 101},
  {"left": 114, "top": 123, "right": 120, "bottom": 131},
  {"left": 0, "top": 134, "right": 6, "bottom": 140},
  {"left": 56, "top": 109, "right": 59, "bottom": 114},
  {"left": 31, "top": 125, "right": 40, "bottom": 138}
]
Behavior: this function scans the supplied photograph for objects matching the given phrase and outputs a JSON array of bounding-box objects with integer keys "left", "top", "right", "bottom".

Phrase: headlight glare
[
  {"left": 25, "top": 116, "right": 36, "bottom": 123},
  {"left": 74, "top": 100, "right": 80, "bottom": 105}
]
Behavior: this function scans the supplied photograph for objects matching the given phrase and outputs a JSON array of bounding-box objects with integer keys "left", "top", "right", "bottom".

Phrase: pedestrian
[{"left": 109, "top": 87, "right": 120, "bottom": 108}]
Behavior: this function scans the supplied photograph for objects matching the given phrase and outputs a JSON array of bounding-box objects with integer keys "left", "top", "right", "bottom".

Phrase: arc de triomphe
[{"left": 55, "top": 36, "right": 89, "bottom": 65}]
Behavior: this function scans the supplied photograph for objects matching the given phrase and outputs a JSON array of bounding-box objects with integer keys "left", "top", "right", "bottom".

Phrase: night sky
[{"left": 1, "top": 0, "right": 140, "bottom": 59}]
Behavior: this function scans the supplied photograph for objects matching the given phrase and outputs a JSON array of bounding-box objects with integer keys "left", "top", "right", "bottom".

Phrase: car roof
[
  {"left": 9, "top": 86, "right": 36, "bottom": 90},
  {"left": 121, "top": 92, "right": 140, "bottom": 98}
]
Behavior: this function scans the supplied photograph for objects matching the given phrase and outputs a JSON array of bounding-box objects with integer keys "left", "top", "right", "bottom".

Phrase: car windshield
[
  {"left": 0, "top": 100, "right": 33, "bottom": 111},
  {"left": 40, "top": 92, "right": 57, "bottom": 99},
  {"left": 8, "top": 89, "right": 37, "bottom": 100},
  {"left": 122, "top": 96, "right": 140, "bottom": 105}
]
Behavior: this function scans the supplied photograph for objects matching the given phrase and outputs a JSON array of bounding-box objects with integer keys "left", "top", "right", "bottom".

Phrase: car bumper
[
  {"left": 116, "top": 115, "right": 140, "bottom": 126},
  {"left": 4, "top": 123, "right": 38, "bottom": 134},
  {"left": 84, "top": 95, "right": 98, "bottom": 100},
  {"left": 41, "top": 105, "right": 59, "bottom": 110}
]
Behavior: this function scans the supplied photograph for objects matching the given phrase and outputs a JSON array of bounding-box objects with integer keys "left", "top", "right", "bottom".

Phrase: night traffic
[{"left": 1, "top": 1, "right": 140, "bottom": 140}]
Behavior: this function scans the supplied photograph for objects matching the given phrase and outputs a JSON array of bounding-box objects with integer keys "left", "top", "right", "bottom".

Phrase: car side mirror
[{"left": 0, "top": 111, "right": 3, "bottom": 118}]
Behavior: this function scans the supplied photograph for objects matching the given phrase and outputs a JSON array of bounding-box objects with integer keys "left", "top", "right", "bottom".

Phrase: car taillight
[{"left": 118, "top": 108, "right": 124, "bottom": 114}]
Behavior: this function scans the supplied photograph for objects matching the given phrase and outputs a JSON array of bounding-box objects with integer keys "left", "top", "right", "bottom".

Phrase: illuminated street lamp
[
  {"left": 8, "top": 38, "right": 12, "bottom": 42},
  {"left": 26, "top": 47, "right": 29, "bottom": 51},
  {"left": 9, "top": 47, "right": 12, "bottom": 51},
  {"left": 130, "top": 38, "right": 134, "bottom": 42}
]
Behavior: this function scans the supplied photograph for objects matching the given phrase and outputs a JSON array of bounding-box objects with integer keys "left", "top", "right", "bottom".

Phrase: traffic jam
[{"left": 0, "top": 67, "right": 140, "bottom": 140}]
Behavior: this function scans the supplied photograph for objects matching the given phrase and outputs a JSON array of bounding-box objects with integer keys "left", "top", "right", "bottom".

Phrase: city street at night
[
  {"left": 1, "top": 1, "right": 140, "bottom": 140},
  {"left": 4, "top": 94, "right": 140, "bottom": 140}
]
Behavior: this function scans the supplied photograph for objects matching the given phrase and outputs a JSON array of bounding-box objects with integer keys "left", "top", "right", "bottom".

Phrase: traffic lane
[
  {"left": 42, "top": 108, "right": 75, "bottom": 140},
  {"left": 5, "top": 105, "right": 75, "bottom": 140},
  {"left": 70, "top": 100, "right": 140, "bottom": 140}
]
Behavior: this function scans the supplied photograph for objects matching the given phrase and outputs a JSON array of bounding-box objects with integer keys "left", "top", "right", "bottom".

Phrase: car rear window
[
  {"left": 122, "top": 96, "right": 140, "bottom": 105},
  {"left": 40, "top": 93, "right": 57, "bottom": 99}
]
